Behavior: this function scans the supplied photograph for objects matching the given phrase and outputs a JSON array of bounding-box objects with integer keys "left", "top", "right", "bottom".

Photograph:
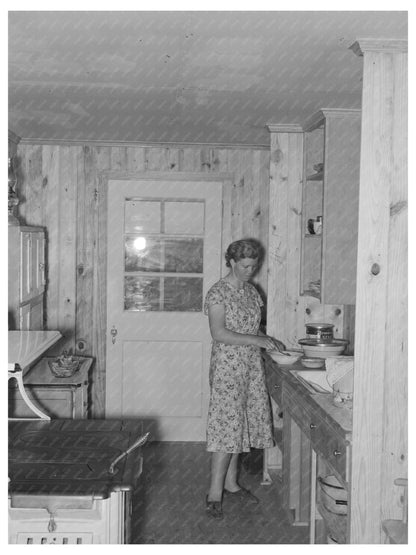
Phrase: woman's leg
[
  {"left": 224, "top": 453, "right": 240, "bottom": 491},
  {"left": 207, "top": 452, "right": 232, "bottom": 501}
]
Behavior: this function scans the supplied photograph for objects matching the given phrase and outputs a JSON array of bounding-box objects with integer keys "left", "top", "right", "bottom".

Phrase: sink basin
[{"left": 291, "top": 370, "right": 332, "bottom": 394}]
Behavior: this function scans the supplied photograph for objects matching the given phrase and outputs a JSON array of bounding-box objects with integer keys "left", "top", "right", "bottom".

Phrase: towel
[{"left": 325, "top": 356, "right": 354, "bottom": 387}]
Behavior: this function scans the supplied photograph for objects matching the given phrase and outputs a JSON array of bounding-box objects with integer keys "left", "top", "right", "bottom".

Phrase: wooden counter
[
  {"left": 264, "top": 354, "right": 352, "bottom": 440},
  {"left": 263, "top": 353, "right": 352, "bottom": 543}
]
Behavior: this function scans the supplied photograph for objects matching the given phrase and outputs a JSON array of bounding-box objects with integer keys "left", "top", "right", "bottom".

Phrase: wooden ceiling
[{"left": 8, "top": 11, "right": 407, "bottom": 145}]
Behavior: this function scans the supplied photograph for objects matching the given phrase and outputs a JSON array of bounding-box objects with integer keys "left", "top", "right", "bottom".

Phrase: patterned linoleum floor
[{"left": 131, "top": 442, "right": 309, "bottom": 544}]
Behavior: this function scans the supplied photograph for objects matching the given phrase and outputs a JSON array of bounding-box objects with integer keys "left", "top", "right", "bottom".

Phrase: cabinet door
[
  {"left": 29, "top": 298, "right": 44, "bottom": 330},
  {"left": 20, "top": 231, "right": 33, "bottom": 302},
  {"left": 322, "top": 114, "right": 361, "bottom": 304},
  {"left": 31, "top": 231, "right": 46, "bottom": 296},
  {"left": 19, "top": 303, "right": 31, "bottom": 330},
  {"left": 301, "top": 110, "right": 361, "bottom": 304},
  {"left": 19, "top": 298, "right": 44, "bottom": 330}
]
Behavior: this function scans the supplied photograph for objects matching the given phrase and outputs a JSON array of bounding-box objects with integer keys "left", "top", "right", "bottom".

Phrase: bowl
[
  {"left": 48, "top": 357, "right": 80, "bottom": 378},
  {"left": 268, "top": 350, "right": 302, "bottom": 366},
  {"left": 298, "top": 338, "right": 348, "bottom": 359},
  {"left": 318, "top": 475, "right": 348, "bottom": 515},
  {"left": 301, "top": 357, "right": 325, "bottom": 369}
]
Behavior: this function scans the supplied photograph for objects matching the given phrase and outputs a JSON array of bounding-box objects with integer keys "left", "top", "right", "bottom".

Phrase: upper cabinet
[
  {"left": 8, "top": 226, "right": 46, "bottom": 330},
  {"left": 300, "top": 109, "right": 361, "bottom": 305}
]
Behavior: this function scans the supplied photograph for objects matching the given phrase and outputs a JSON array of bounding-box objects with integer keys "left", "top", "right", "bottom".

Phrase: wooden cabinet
[
  {"left": 265, "top": 359, "right": 352, "bottom": 542},
  {"left": 8, "top": 226, "right": 46, "bottom": 330},
  {"left": 8, "top": 356, "right": 92, "bottom": 419},
  {"left": 300, "top": 109, "right": 361, "bottom": 304}
]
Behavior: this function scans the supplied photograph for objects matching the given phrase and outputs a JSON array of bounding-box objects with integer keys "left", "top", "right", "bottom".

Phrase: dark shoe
[
  {"left": 223, "top": 486, "right": 259, "bottom": 504},
  {"left": 205, "top": 495, "right": 223, "bottom": 519}
]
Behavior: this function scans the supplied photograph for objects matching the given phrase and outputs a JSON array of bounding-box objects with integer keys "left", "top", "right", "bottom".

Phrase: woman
[{"left": 203, "top": 238, "right": 285, "bottom": 519}]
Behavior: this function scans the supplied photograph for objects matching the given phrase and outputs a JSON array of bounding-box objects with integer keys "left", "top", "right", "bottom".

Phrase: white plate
[
  {"left": 301, "top": 357, "right": 325, "bottom": 369},
  {"left": 292, "top": 370, "right": 332, "bottom": 393}
]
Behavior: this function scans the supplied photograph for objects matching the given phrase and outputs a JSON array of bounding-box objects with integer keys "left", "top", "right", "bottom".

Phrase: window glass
[
  {"left": 124, "top": 200, "right": 161, "bottom": 233},
  {"left": 123, "top": 199, "right": 205, "bottom": 312},
  {"left": 165, "top": 201, "right": 204, "bottom": 234}
]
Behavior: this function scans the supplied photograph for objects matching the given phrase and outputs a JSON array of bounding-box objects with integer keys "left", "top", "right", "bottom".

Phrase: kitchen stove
[{"left": 8, "top": 419, "right": 148, "bottom": 544}]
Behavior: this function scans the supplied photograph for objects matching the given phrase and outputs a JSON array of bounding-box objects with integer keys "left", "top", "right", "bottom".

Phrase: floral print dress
[{"left": 204, "top": 278, "right": 274, "bottom": 453}]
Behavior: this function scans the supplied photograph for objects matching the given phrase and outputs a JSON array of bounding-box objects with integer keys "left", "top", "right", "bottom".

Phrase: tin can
[{"left": 305, "top": 323, "right": 334, "bottom": 343}]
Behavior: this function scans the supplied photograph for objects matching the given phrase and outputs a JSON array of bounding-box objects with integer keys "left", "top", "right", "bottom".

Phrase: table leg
[{"left": 8, "top": 367, "right": 50, "bottom": 420}]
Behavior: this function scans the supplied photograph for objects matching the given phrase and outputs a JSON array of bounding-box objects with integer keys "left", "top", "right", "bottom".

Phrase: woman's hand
[
  {"left": 256, "top": 335, "right": 280, "bottom": 351},
  {"left": 271, "top": 338, "right": 286, "bottom": 352}
]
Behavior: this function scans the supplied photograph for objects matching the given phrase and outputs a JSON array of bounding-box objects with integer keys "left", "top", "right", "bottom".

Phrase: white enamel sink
[{"left": 290, "top": 370, "right": 332, "bottom": 394}]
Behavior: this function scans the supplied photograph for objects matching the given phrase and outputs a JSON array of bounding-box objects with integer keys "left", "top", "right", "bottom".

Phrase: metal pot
[{"left": 305, "top": 322, "right": 334, "bottom": 343}]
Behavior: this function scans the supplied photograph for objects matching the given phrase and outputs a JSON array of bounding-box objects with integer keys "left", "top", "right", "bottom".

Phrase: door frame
[{"left": 95, "top": 171, "right": 233, "bottom": 417}]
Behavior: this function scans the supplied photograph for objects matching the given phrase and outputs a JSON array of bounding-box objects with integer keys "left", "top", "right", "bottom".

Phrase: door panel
[
  {"left": 121, "top": 340, "right": 203, "bottom": 417},
  {"left": 105, "top": 179, "right": 223, "bottom": 440},
  {"left": 20, "top": 232, "right": 32, "bottom": 302}
]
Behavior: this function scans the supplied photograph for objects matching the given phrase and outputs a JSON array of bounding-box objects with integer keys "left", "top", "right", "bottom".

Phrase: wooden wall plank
[
  {"left": 145, "top": 147, "right": 168, "bottom": 171},
  {"left": 267, "top": 132, "right": 291, "bottom": 343},
  {"left": 381, "top": 50, "right": 408, "bottom": 523},
  {"left": 110, "top": 146, "right": 127, "bottom": 170},
  {"left": 216, "top": 150, "right": 231, "bottom": 277},
  {"left": 180, "top": 147, "right": 200, "bottom": 172},
  {"left": 228, "top": 150, "right": 244, "bottom": 242},
  {"left": 167, "top": 148, "right": 180, "bottom": 171},
  {"left": 126, "top": 147, "right": 145, "bottom": 172},
  {"left": 350, "top": 43, "right": 407, "bottom": 543},
  {"left": 41, "top": 145, "right": 60, "bottom": 332},
  {"left": 55, "top": 146, "right": 78, "bottom": 353},
  {"left": 19, "top": 145, "right": 43, "bottom": 226},
  {"left": 75, "top": 145, "right": 96, "bottom": 359},
  {"left": 92, "top": 146, "right": 111, "bottom": 417},
  {"left": 285, "top": 133, "right": 304, "bottom": 347}
]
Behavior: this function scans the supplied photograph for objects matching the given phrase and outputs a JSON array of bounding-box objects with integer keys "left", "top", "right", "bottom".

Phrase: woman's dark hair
[{"left": 225, "top": 239, "right": 264, "bottom": 267}]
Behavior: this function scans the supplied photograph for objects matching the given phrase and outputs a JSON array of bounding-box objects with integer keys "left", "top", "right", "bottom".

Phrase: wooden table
[
  {"left": 9, "top": 357, "right": 93, "bottom": 419},
  {"left": 8, "top": 331, "right": 62, "bottom": 420}
]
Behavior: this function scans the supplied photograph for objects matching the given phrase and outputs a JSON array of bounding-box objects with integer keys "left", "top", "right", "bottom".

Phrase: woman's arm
[
  {"left": 258, "top": 329, "right": 286, "bottom": 352},
  {"left": 208, "top": 304, "right": 277, "bottom": 350}
]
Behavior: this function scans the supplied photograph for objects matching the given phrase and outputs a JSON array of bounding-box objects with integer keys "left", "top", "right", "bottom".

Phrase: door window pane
[
  {"left": 164, "top": 238, "right": 203, "bottom": 273},
  {"left": 165, "top": 201, "right": 204, "bottom": 234},
  {"left": 125, "top": 237, "right": 162, "bottom": 272},
  {"left": 124, "top": 200, "right": 161, "bottom": 233},
  {"left": 164, "top": 277, "right": 203, "bottom": 312},
  {"left": 124, "top": 276, "right": 160, "bottom": 311}
]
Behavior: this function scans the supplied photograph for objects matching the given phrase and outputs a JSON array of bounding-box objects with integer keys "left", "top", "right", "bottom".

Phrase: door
[{"left": 105, "top": 178, "right": 223, "bottom": 441}]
